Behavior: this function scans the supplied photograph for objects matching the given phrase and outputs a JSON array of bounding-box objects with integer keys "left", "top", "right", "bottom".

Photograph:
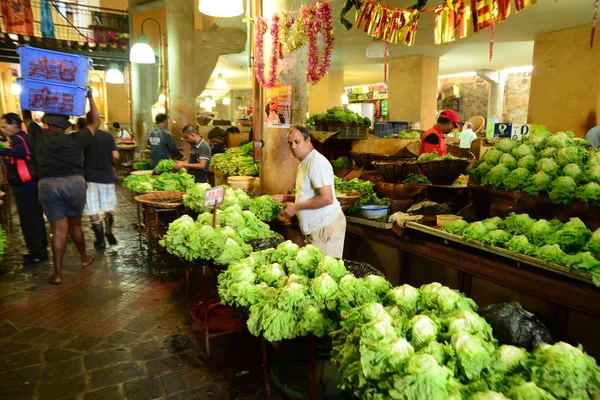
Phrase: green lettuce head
[{"left": 517, "top": 155, "right": 537, "bottom": 172}]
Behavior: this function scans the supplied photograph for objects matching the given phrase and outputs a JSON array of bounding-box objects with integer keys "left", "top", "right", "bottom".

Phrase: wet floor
[{"left": 0, "top": 184, "right": 278, "bottom": 400}]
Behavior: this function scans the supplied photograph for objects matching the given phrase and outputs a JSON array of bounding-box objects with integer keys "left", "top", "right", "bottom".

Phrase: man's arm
[
  {"left": 111, "top": 150, "right": 120, "bottom": 165},
  {"left": 175, "top": 159, "right": 207, "bottom": 170},
  {"left": 0, "top": 136, "right": 27, "bottom": 158},
  {"left": 271, "top": 194, "right": 295, "bottom": 202},
  {"left": 86, "top": 89, "right": 100, "bottom": 135},
  {"left": 282, "top": 185, "right": 333, "bottom": 218}
]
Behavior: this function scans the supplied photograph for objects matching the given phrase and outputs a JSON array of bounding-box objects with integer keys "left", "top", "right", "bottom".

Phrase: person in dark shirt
[
  {"left": 22, "top": 91, "right": 99, "bottom": 285},
  {"left": 174, "top": 125, "right": 211, "bottom": 183},
  {"left": 0, "top": 113, "right": 48, "bottom": 265},
  {"left": 148, "top": 113, "right": 178, "bottom": 169},
  {"left": 82, "top": 114, "right": 120, "bottom": 249}
]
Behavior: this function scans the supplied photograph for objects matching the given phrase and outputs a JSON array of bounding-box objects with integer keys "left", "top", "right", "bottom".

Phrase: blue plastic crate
[
  {"left": 375, "top": 122, "right": 391, "bottom": 138},
  {"left": 339, "top": 125, "right": 368, "bottom": 139},
  {"left": 389, "top": 121, "right": 410, "bottom": 134},
  {"left": 17, "top": 46, "right": 92, "bottom": 87},
  {"left": 19, "top": 79, "right": 88, "bottom": 116}
]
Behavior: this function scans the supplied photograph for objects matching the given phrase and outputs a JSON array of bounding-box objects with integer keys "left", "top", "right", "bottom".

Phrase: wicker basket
[
  {"left": 197, "top": 116, "right": 212, "bottom": 126},
  {"left": 418, "top": 159, "right": 470, "bottom": 185},
  {"left": 406, "top": 142, "right": 475, "bottom": 161},
  {"left": 349, "top": 151, "right": 373, "bottom": 169},
  {"left": 465, "top": 115, "right": 486, "bottom": 137},
  {"left": 336, "top": 190, "right": 361, "bottom": 213},
  {"left": 372, "top": 160, "right": 419, "bottom": 183},
  {"left": 134, "top": 191, "right": 185, "bottom": 209}
]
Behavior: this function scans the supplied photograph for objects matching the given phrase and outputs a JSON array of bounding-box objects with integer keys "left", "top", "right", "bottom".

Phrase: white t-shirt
[
  {"left": 459, "top": 129, "right": 477, "bottom": 149},
  {"left": 295, "top": 149, "right": 342, "bottom": 235},
  {"left": 117, "top": 129, "right": 131, "bottom": 140}
]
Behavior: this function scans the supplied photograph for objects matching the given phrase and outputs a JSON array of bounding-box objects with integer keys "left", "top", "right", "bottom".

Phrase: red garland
[
  {"left": 302, "top": 2, "right": 334, "bottom": 85},
  {"left": 255, "top": 14, "right": 280, "bottom": 89}
]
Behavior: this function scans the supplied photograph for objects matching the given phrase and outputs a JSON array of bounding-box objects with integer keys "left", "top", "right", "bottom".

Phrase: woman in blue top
[{"left": 0, "top": 113, "right": 48, "bottom": 265}]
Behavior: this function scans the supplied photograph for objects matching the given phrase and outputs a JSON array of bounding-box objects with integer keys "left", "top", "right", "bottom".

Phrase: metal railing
[{"left": 0, "top": 0, "right": 129, "bottom": 46}]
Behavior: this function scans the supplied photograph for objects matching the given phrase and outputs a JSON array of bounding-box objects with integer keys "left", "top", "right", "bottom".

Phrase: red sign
[{"left": 204, "top": 186, "right": 225, "bottom": 208}]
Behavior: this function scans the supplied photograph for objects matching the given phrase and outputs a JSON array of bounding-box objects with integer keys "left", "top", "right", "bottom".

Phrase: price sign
[
  {"left": 203, "top": 186, "right": 225, "bottom": 208},
  {"left": 493, "top": 123, "right": 513, "bottom": 139},
  {"left": 510, "top": 124, "right": 531, "bottom": 140}
]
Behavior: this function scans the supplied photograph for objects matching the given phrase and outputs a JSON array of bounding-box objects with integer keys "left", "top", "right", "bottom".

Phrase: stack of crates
[
  {"left": 374, "top": 121, "right": 410, "bottom": 138},
  {"left": 17, "top": 46, "right": 92, "bottom": 116}
]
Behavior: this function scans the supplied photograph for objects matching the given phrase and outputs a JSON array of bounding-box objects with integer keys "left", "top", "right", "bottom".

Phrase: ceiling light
[
  {"left": 223, "top": 97, "right": 231, "bottom": 105},
  {"left": 207, "top": 97, "right": 216, "bottom": 108},
  {"left": 366, "top": 39, "right": 385, "bottom": 58},
  {"left": 10, "top": 82, "right": 21, "bottom": 95},
  {"left": 106, "top": 64, "right": 124, "bottom": 84},
  {"left": 130, "top": 34, "right": 156, "bottom": 64},
  {"left": 213, "top": 73, "right": 227, "bottom": 90},
  {"left": 159, "top": 92, "right": 166, "bottom": 103},
  {"left": 438, "top": 72, "right": 477, "bottom": 79},
  {"left": 341, "top": 94, "right": 349, "bottom": 105},
  {"left": 198, "top": 0, "right": 243, "bottom": 17},
  {"left": 92, "top": 87, "right": 99, "bottom": 97}
]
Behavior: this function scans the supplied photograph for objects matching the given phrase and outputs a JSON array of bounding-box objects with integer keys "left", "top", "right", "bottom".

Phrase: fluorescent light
[
  {"left": 341, "top": 94, "right": 349, "bottom": 105},
  {"left": 502, "top": 66, "right": 533, "bottom": 74},
  {"left": 9, "top": 82, "right": 21, "bottom": 95},
  {"left": 130, "top": 34, "right": 156, "bottom": 64},
  {"left": 105, "top": 64, "right": 124, "bottom": 84},
  {"left": 223, "top": 97, "right": 231, "bottom": 105},
  {"left": 438, "top": 72, "right": 477, "bottom": 79},
  {"left": 213, "top": 73, "right": 227, "bottom": 90},
  {"left": 198, "top": 0, "right": 243, "bottom": 17}
]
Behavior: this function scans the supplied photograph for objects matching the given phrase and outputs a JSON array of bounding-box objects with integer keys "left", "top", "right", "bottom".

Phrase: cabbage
[
  {"left": 418, "top": 282, "right": 477, "bottom": 314},
  {"left": 507, "top": 235, "right": 536, "bottom": 256},
  {"left": 481, "top": 229, "right": 512, "bottom": 247},
  {"left": 482, "top": 217, "right": 502, "bottom": 231},
  {"left": 548, "top": 176, "right": 577, "bottom": 204},
  {"left": 524, "top": 171, "right": 553, "bottom": 196},
  {"left": 314, "top": 256, "right": 348, "bottom": 282},
  {"left": 257, "top": 302, "right": 298, "bottom": 341},
  {"left": 511, "top": 144, "right": 535, "bottom": 160},
  {"left": 256, "top": 262, "right": 286, "bottom": 286},
  {"left": 517, "top": 155, "right": 537, "bottom": 172},
  {"left": 539, "top": 147, "right": 556, "bottom": 159},
  {"left": 470, "top": 161, "right": 493, "bottom": 183},
  {"left": 575, "top": 182, "right": 600, "bottom": 206},
  {"left": 442, "top": 219, "right": 470, "bottom": 235},
  {"left": 588, "top": 151, "right": 600, "bottom": 166},
  {"left": 535, "top": 244, "right": 569, "bottom": 265},
  {"left": 270, "top": 240, "right": 300, "bottom": 264},
  {"left": 296, "top": 300, "right": 335, "bottom": 337},
  {"left": 505, "top": 382, "right": 556, "bottom": 400},
  {"left": 551, "top": 218, "right": 591, "bottom": 253},
  {"left": 451, "top": 332, "right": 495, "bottom": 380},
  {"left": 362, "top": 274, "right": 393, "bottom": 298},
  {"left": 277, "top": 282, "right": 308, "bottom": 312},
  {"left": 585, "top": 228, "right": 600, "bottom": 259},
  {"left": 536, "top": 158, "right": 561, "bottom": 177},
  {"left": 568, "top": 251, "right": 600, "bottom": 273},
  {"left": 407, "top": 315, "right": 439, "bottom": 349},
  {"left": 443, "top": 310, "right": 494, "bottom": 341},
  {"left": 468, "top": 392, "right": 509, "bottom": 400},
  {"left": 481, "top": 148, "right": 504, "bottom": 165},
  {"left": 530, "top": 342, "right": 600, "bottom": 399},
  {"left": 496, "top": 139, "right": 520, "bottom": 153},
  {"left": 383, "top": 285, "right": 421, "bottom": 316},
  {"left": 500, "top": 213, "right": 536, "bottom": 235},
  {"left": 389, "top": 354, "right": 459, "bottom": 400},
  {"left": 462, "top": 222, "right": 489, "bottom": 242},
  {"left": 586, "top": 164, "right": 600, "bottom": 184},
  {"left": 309, "top": 272, "right": 338, "bottom": 311},
  {"left": 286, "top": 245, "right": 324, "bottom": 277},
  {"left": 482, "top": 164, "right": 511, "bottom": 189},
  {"left": 337, "top": 275, "right": 380, "bottom": 310},
  {"left": 360, "top": 337, "right": 414, "bottom": 379},
  {"left": 493, "top": 345, "right": 529, "bottom": 374},
  {"left": 527, "top": 220, "right": 555, "bottom": 246},
  {"left": 556, "top": 146, "right": 587, "bottom": 167},
  {"left": 544, "top": 132, "right": 573, "bottom": 149},
  {"left": 503, "top": 168, "right": 530, "bottom": 191},
  {"left": 417, "top": 341, "right": 456, "bottom": 367},
  {"left": 499, "top": 153, "right": 518, "bottom": 170}
]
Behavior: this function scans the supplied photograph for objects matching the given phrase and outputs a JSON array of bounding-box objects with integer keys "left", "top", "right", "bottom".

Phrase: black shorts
[{"left": 38, "top": 175, "right": 87, "bottom": 223}]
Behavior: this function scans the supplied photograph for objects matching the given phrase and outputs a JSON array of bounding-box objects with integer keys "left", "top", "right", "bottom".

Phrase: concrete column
[
  {"left": 131, "top": 62, "right": 158, "bottom": 151},
  {"left": 476, "top": 69, "right": 505, "bottom": 123},
  {"left": 308, "top": 71, "right": 344, "bottom": 116},
  {"left": 388, "top": 56, "right": 439, "bottom": 129},
  {"left": 280, "top": 50, "right": 309, "bottom": 125},
  {"left": 528, "top": 26, "right": 600, "bottom": 137}
]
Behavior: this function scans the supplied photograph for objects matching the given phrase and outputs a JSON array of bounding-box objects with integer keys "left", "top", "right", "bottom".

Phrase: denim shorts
[{"left": 38, "top": 175, "right": 87, "bottom": 223}]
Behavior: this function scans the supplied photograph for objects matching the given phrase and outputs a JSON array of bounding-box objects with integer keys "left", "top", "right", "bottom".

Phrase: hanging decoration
[
  {"left": 278, "top": 12, "right": 307, "bottom": 53},
  {"left": 514, "top": 0, "right": 536, "bottom": 12},
  {"left": 303, "top": 2, "right": 335, "bottom": 85},
  {"left": 355, "top": 0, "right": 420, "bottom": 45},
  {"left": 471, "top": 0, "right": 494, "bottom": 33},
  {"left": 592, "top": 0, "right": 599, "bottom": 48},
  {"left": 254, "top": 14, "right": 280, "bottom": 89}
]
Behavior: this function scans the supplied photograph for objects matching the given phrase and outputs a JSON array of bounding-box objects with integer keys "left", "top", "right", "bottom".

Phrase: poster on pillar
[{"left": 265, "top": 84, "right": 292, "bottom": 127}]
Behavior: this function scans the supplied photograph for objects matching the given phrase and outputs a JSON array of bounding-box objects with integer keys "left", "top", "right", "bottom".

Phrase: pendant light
[
  {"left": 213, "top": 73, "right": 227, "bottom": 90},
  {"left": 105, "top": 64, "right": 124, "bottom": 84},
  {"left": 130, "top": 34, "right": 156, "bottom": 64},
  {"left": 223, "top": 97, "right": 231, "bottom": 105},
  {"left": 9, "top": 82, "right": 21, "bottom": 95},
  {"left": 198, "top": 0, "right": 244, "bottom": 18}
]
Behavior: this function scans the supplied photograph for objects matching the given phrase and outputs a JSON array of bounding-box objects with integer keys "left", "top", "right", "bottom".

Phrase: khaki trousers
[{"left": 306, "top": 211, "right": 346, "bottom": 258}]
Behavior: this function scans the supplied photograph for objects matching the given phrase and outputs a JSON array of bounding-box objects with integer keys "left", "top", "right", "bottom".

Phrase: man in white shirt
[
  {"left": 272, "top": 125, "right": 346, "bottom": 257},
  {"left": 113, "top": 122, "right": 131, "bottom": 140},
  {"left": 459, "top": 122, "right": 477, "bottom": 150}
]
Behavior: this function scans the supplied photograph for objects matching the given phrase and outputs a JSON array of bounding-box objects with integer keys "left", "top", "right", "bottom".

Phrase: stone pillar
[
  {"left": 528, "top": 26, "right": 600, "bottom": 137},
  {"left": 476, "top": 69, "right": 505, "bottom": 123},
  {"left": 308, "top": 71, "right": 344, "bottom": 116},
  {"left": 388, "top": 56, "right": 439, "bottom": 129},
  {"left": 131, "top": 62, "right": 158, "bottom": 151},
  {"left": 280, "top": 50, "right": 309, "bottom": 125}
]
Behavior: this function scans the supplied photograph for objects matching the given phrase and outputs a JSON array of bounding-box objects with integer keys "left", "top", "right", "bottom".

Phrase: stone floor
[{"left": 0, "top": 184, "right": 276, "bottom": 400}]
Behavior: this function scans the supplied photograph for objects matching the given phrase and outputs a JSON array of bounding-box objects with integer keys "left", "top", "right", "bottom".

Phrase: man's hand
[
  {"left": 174, "top": 161, "right": 186, "bottom": 171},
  {"left": 282, "top": 202, "right": 298, "bottom": 218},
  {"left": 271, "top": 194, "right": 286, "bottom": 202},
  {"left": 87, "top": 86, "right": 94, "bottom": 99}
]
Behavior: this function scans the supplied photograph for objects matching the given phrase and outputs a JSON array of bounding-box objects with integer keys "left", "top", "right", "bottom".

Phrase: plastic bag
[
  {"left": 249, "top": 234, "right": 285, "bottom": 252},
  {"left": 479, "top": 301, "right": 553, "bottom": 351}
]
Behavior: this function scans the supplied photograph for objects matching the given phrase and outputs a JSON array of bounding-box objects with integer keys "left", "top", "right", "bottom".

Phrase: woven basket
[
  {"left": 197, "top": 116, "right": 212, "bottom": 126},
  {"left": 349, "top": 151, "right": 373, "bottom": 169},
  {"left": 465, "top": 115, "right": 486, "bottom": 137},
  {"left": 342, "top": 259, "right": 385, "bottom": 278},
  {"left": 418, "top": 159, "right": 470, "bottom": 185},
  {"left": 134, "top": 191, "right": 185, "bottom": 209},
  {"left": 407, "top": 142, "right": 475, "bottom": 161},
  {"left": 336, "top": 190, "right": 361, "bottom": 213},
  {"left": 372, "top": 160, "right": 419, "bottom": 183}
]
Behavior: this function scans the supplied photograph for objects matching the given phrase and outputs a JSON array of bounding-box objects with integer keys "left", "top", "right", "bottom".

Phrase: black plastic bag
[
  {"left": 249, "top": 234, "right": 285, "bottom": 252},
  {"left": 479, "top": 301, "right": 553, "bottom": 351}
]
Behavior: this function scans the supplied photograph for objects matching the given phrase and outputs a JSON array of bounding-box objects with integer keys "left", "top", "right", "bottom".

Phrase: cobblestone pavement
[{"left": 0, "top": 184, "right": 275, "bottom": 400}]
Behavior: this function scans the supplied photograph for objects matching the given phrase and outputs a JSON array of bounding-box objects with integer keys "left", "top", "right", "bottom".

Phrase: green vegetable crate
[{"left": 338, "top": 125, "right": 368, "bottom": 140}]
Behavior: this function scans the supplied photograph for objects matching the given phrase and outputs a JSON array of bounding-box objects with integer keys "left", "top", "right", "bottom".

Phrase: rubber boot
[
  {"left": 105, "top": 213, "right": 117, "bottom": 245},
  {"left": 91, "top": 223, "right": 106, "bottom": 250}
]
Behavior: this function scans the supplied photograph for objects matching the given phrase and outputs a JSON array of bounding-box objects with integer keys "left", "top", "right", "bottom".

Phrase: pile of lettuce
[
  {"left": 211, "top": 142, "right": 259, "bottom": 176},
  {"left": 442, "top": 214, "right": 600, "bottom": 287},
  {"left": 334, "top": 176, "right": 390, "bottom": 215},
  {"left": 218, "top": 241, "right": 391, "bottom": 341},
  {"left": 309, "top": 106, "right": 371, "bottom": 126},
  {"left": 331, "top": 282, "right": 600, "bottom": 400},
  {"left": 401, "top": 173, "right": 432, "bottom": 185},
  {"left": 183, "top": 183, "right": 251, "bottom": 213},
  {"left": 0, "top": 225, "right": 7, "bottom": 263},
  {"left": 133, "top": 161, "right": 152, "bottom": 171},
  {"left": 160, "top": 204, "right": 275, "bottom": 266},
  {"left": 417, "top": 153, "right": 461, "bottom": 162},
  {"left": 123, "top": 171, "right": 196, "bottom": 193},
  {"left": 155, "top": 159, "right": 176, "bottom": 174},
  {"left": 469, "top": 132, "right": 600, "bottom": 206},
  {"left": 249, "top": 195, "right": 282, "bottom": 222},
  {"left": 332, "top": 157, "right": 352, "bottom": 173}
]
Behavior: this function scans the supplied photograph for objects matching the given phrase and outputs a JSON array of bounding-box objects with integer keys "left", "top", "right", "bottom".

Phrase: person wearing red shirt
[{"left": 419, "top": 109, "right": 460, "bottom": 156}]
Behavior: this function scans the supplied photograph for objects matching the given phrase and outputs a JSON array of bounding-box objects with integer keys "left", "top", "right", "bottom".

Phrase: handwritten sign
[
  {"left": 204, "top": 186, "right": 225, "bottom": 208},
  {"left": 493, "top": 123, "right": 531, "bottom": 140}
]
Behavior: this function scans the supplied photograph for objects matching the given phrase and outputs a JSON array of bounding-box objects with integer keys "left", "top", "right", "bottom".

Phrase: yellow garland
[{"left": 278, "top": 11, "right": 307, "bottom": 54}]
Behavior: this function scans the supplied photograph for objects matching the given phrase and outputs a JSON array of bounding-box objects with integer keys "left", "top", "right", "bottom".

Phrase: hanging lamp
[
  {"left": 106, "top": 64, "right": 125, "bottom": 84},
  {"left": 198, "top": 0, "right": 243, "bottom": 18}
]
